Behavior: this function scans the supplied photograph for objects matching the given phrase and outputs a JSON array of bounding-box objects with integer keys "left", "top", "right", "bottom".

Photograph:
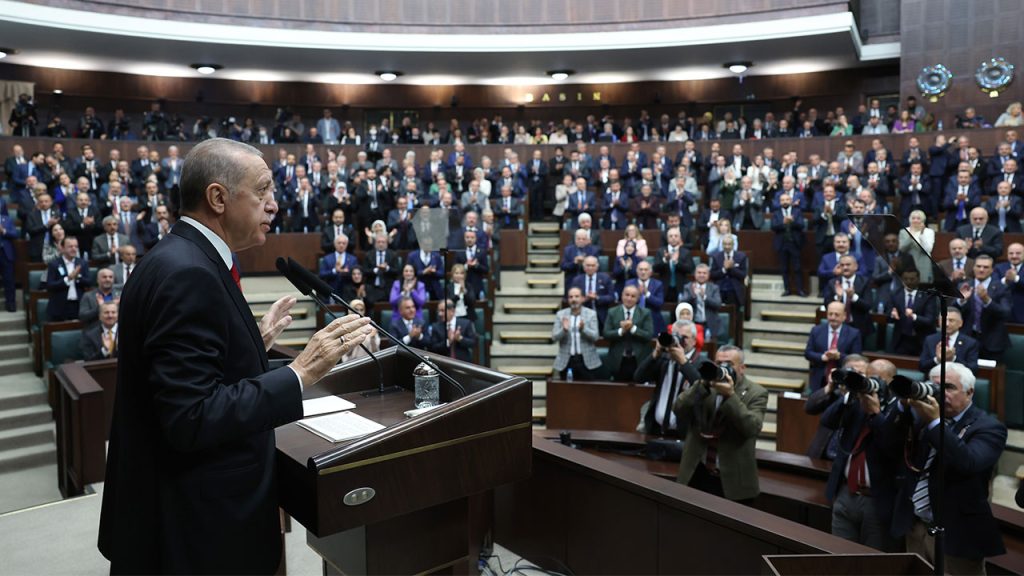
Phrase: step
[
  {"left": 528, "top": 257, "right": 560, "bottom": 268},
  {"left": 0, "top": 389, "right": 47, "bottom": 412},
  {"left": 0, "top": 330, "right": 28, "bottom": 346},
  {"left": 530, "top": 222, "right": 561, "bottom": 235},
  {"left": 760, "top": 421, "right": 777, "bottom": 439},
  {"left": 0, "top": 358, "right": 35, "bottom": 377},
  {"left": 489, "top": 342, "right": 557, "bottom": 358},
  {"left": 530, "top": 238, "right": 561, "bottom": 250},
  {"left": 0, "top": 423, "right": 53, "bottom": 452},
  {"left": 532, "top": 405, "right": 547, "bottom": 423},
  {"left": 0, "top": 344, "right": 28, "bottom": 362},
  {"left": 760, "top": 309, "right": 817, "bottom": 323},
  {"left": 525, "top": 267, "right": 562, "bottom": 275},
  {"left": 532, "top": 380, "right": 547, "bottom": 399},
  {"left": 495, "top": 365, "right": 553, "bottom": 378},
  {"left": 750, "top": 291, "right": 822, "bottom": 306},
  {"left": 491, "top": 313, "right": 557, "bottom": 326},
  {"left": 527, "top": 278, "right": 560, "bottom": 289},
  {"left": 747, "top": 374, "right": 806, "bottom": 392},
  {"left": 251, "top": 307, "right": 309, "bottom": 321},
  {"left": 503, "top": 302, "right": 560, "bottom": 314},
  {"left": 744, "top": 319, "right": 813, "bottom": 343},
  {"left": 500, "top": 330, "right": 554, "bottom": 343},
  {"left": 0, "top": 405, "right": 52, "bottom": 432},
  {"left": 0, "top": 444, "right": 56, "bottom": 474},
  {"left": 276, "top": 337, "right": 310, "bottom": 349},
  {"left": 0, "top": 315, "right": 24, "bottom": 332},
  {"left": 750, "top": 338, "right": 805, "bottom": 355}
]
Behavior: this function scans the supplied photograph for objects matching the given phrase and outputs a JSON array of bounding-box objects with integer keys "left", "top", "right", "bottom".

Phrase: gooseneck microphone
[
  {"left": 275, "top": 257, "right": 389, "bottom": 394},
  {"left": 281, "top": 257, "right": 467, "bottom": 398}
]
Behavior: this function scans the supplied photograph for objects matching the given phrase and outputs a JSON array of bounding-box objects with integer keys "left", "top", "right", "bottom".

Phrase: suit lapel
[{"left": 171, "top": 221, "right": 267, "bottom": 369}]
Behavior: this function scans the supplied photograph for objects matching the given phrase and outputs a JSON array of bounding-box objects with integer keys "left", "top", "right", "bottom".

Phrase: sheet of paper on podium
[
  {"left": 301, "top": 395, "right": 356, "bottom": 418},
  {"left": 297, "top": 411, "right": 385, "bottom": 443}
]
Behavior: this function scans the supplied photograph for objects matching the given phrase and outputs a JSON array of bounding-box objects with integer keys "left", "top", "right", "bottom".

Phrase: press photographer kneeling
[
  {"left": 674, "top": 345, "right": 767, "bottom": 504},
  {"left": 820, "top": 359, "right": 900, "bottom": 552}
]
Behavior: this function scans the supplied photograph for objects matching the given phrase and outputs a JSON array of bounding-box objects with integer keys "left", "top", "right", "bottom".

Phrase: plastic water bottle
[
  {"left": 566, "top": 368, "right": 574, "bottom": 382},
  {"left": 413, "top": 362, "right": 440, "bottom": 408}
]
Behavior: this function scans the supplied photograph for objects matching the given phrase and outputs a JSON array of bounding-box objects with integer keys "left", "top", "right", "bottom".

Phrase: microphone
[
  {"left": 274, "top": 257, "right": 387, "bottom": 394},
  {"left": 285, "top": 258, "right": 467, "bottom": 398}
]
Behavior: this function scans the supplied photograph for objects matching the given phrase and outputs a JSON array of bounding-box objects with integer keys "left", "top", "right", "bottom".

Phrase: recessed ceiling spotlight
[
  {"left": 376, "top": 71, "right": 403, "bottom": 82},
  {"left": 0, "top": 47, "right": 18, "bottom": 59},
  {"left": 190, "top": 63, "right": 223, "bottom": 75},
  {"left": 53, "top": 89, "right": 63, "bottom": 95},
  {"left": 547, "top": 70, "right": 574, "bottom": 81},
  {"left": 724, "top": 61, "right": 753, "bottom": 74}
]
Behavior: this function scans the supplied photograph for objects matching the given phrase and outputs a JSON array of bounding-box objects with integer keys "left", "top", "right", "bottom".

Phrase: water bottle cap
[{"left": 413, "top": 361, "right": 438, "bottom": 376}]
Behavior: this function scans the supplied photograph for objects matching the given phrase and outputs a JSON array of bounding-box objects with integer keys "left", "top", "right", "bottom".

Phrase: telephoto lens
[
  {"left": 657, "top": 332, "right": 676, "bottom": 347},
  {"left": 698, "top": 359, "right": 736, "bottom": 383},
  {"left": 832, "top": 368, "right": 886, "bottom": 395},
  {"left": 890, "top": 375, "right": 940, "bottom": 400}
]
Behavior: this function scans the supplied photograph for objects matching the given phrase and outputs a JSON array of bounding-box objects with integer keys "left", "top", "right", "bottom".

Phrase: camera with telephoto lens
[
  {"left": 657, "top": 331, "right": 678, "bottom": 348},
  {"left": 890, "top": 375, "right": 941, "bottom": 400},
  {"left": 698, "top": 359, "right": 735, "bottom": 384},
  {"left": 831, "top": 368, "right": 886, "bottom": 396}
]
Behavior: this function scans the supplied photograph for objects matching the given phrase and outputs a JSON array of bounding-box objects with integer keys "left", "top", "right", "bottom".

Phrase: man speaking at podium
[{"left": 98, "top": 139, "right": 373, "bottom": 574}]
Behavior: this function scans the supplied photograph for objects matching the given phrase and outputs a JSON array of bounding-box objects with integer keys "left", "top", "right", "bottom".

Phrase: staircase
[
  {"left": 0, "top": 312, "right": 54, "bottom": 476},
  {"left": 240, "top": 277, "right": 317, "bottom": 349},
  {"left": 491, "top": 222, "right": 564, "bottom": 423}
]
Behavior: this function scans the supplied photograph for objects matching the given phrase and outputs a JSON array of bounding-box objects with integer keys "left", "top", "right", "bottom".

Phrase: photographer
[
  {"left": 821, "top": 358, "right": 900, "bottom": 551},
  {"left": 634, "top": 320, "right": 702, "bottom": 438},
  {"left": 142, "top": 102, "right": 167, "bottom": 141},
  {"left": 674, "top": 345, "right": 767, "bottom": 503},
  {"left": 9, "top": 93, "right": 37, "bottom": 136},
  {"left": 884, "top": 362, "right": 1006, "bottom": 573},
  {"left": 805, "top": 353, "right": 868, "bottom": 460}
]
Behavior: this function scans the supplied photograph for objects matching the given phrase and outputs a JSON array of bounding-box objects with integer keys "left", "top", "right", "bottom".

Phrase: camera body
[
  {"left": 657, "top": 331, "right": 678, "bottom": 348},
  {"left": 831, "top": 368, "right": 887, "bottom": 396},
  {"left": 890, "top": 375, "right": 941, "bottom": 401},
  {"left": 698, "top": 359, "right": 736, "bottom": 384}
]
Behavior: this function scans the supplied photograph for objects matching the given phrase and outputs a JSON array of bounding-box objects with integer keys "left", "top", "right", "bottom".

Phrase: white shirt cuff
[{"left": 288, "top": 365, "right": 303, "bottom": 390}]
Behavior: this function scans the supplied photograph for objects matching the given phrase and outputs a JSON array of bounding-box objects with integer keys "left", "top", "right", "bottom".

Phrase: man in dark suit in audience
[
  {"left": 680, "top": 264, "right": 723, "bottom": 340},
  {"left": 319, "top": 233, "right": 360, "bottom": 293},
  {"left": 625, "top": 261, "right": 665, "bottom": 334},
  {"left": 804, "top": 354, "right": 869, "bottom": 461},
  {"left": 957, "top": 255, "right": 1011, "bottom": 360},
  {"left": 386, "top": 195, "right": 417, "bottom": 250},
  {"left": 771, "top": 192, "right": 807, "bottom": 297},
  {"left": 320, "top": 208, "right": 355, "bottom": 254},
  {"left": 560, "top": 228, "right": 600, "bottom": 288},
  {"left": 64, "top": 192, "right": 103, "bottom": 260},
  {"left": 25, "top": 192, "right": 59, "bottom": 262},
  {"left": 112, "top": 245, "right": 137, "bottom": 289},
  {"left": 886, "top": 269, "right": 936, "bottom": 356},
  {"left": 634, "top": 319, "right": 702, "bottom": 438},
  {"left": 290, "top": 178, "right": 320, "bottom": 233},
  {"left": 389, "top": 296, "right": 429, "bottom": 351},
  {"left": 956, "top": 207, "right": 1003, "bottom": 260},
  {"left": 570, "top": 255, "right": 615, "bottom": 328},
  {"left": 898, "top": 162, "right": 931, "bottom": 223},
  {"left": 428, "top": 299, "right": 477, "bottom": 362},
  {"left": 985, "top": 181, "right": 1024, "bottom": 233},
  {"left": 654, "top": 226, "right": 694, "bottom": 302},
  {"left": 78, "top": 267, "right": 120, "bottom": 328},
  {"left": 709, "top": 235, "right": 747, "bottom": 309},
  {"left": 884, "top": 362, "right": 1006, "bottom": 573},
  {"left": 408, "top": 245, "right": 444, "bottom": 300},
  {"left": 938, "top": 237, "right": 975, "bottom": 284},
  {"left": 92, "top": 216, "right": 131, "bottom": 268},
  {"left": 454, "top": 229, "right": 488, "bottom": 298},
  {"left": 46, "top": 236, "right": 90, "bottom": 321},
  {"left": 942, "top": 170, "right": 982, "bottom": 232},
  {"left": 493, "top": 184, "right": 523, "bottom": 229},
  {"left": 81, "top": 301, "right": 120, "bottom": 361},
  {"left": 811, "top": 185, "right": 847, "bottom": 259},
  {"left": 823, "top": 255, "right": 873, "bottom": 345},
  {"left": 919, "top": 307, "right": 980, "bottom": 374},
  {"left": 996, "top": 242, "right": 1024, "bottom": 323},
  {"left": 805, "top": 301, "right": 862, "bottom": 391},
  {"left": 603, "top": 285, "right": 653, "bottom": 381},
  {"left": 363, "top": 233, "right": 399, "bottom": 305}
]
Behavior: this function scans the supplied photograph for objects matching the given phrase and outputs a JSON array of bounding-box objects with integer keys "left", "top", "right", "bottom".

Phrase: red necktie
[
  {"left": 825, "top": 329, "right": 840, "bottom": 385},
  {"left": 230, "top": 264, "right": 242, "bottom": 291},
  {"left": 846, "top": 425, "right": 871, "bottom": 493}
]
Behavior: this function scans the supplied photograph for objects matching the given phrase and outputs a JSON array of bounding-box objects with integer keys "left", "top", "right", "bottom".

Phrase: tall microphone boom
[{"left": 285, "top": 258, "right": 467, "bottom": 398}]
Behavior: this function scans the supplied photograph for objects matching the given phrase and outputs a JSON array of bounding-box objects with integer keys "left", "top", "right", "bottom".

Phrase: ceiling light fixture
[
  {"left": 724, "top": 62, "right": 753, "bottom": 75},
  {"left": 548, "top": 70, "right": 574, "bottom": 81},
  {"left": 0, "top": 47, "right": 17, "bottom": 59},
  {"left": 376, "top": 71, "right": 403, "bottom": 82},
  {"left": 190, "top": 63, "right": 223, "bottom": 75},
  {"left": 52, "top": 89, "right": 63, "bottom": 95}
]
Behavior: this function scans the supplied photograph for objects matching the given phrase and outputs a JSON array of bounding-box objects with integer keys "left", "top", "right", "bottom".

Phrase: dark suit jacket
[
  {"left": 956, "top": 224, "right": 1003, "bottom": 260},
  {"left": 570, "top": 272, "right": 616, "bottom": 319},
  {"left": 810, "top": 198, "right": 848, "bottom": 246},
  {"left": 362, "top": 249, "right": 400, "bottom": 294},
  {"left": 653, "top": 246, "right": 694, "bottom": 292},
  {"left": 408, "top": 250, "right": 444, "bottom": 299},
  {"left": 453, "top": 246, "right": 488, "bottom": 298},
  {"left": 389, "top": 315, "right": 428, "bottom": 350},
  {"left": 319, "top": 223, "right": 355, "bottom": 254},
  {"left": 633, "top": 352, "right": 701, "bottom": 437},
  {"left": 625, "top": 278, "right": 666, "bottom": 333},
  {"left": 956, "top": 280, "right": 1012, "bottom": 355},
  {"left": 983, "top": 196, "right": 1024, "bottom": 233},
  {"left": 25, "top": 209, "right": 58, "bottom": 261},
  {"left": 64, "top": 206, "right": 103, "bottom": 255},
  {"left": 884, "top": 404, "right": 1006, "bottom": 559},
  {"left": 91, "top": 232, "right": 131, "bottom": 267},
  {"left": 601, "top": 305, "right": 654, "bottom": 376},
  {"left": 822, "top": 275, "right": 873, "bottom": 337},
  {"left": 995, "top": 262, "right": 1024, "bottom": 323},
  {"left": 319, "top": 251, "right": 360, "bottom": 292},
  {"left": 919, "top": 332, "right": 980, "bottom": 375},
  {"left": 98, "top": 221, "right": 302, "bottom": 574},
  {"left": 804, "top": 323, "right": 862, "bottom": 391},
  {"left": 46, "top": 257, "right": 91, "bottom": 321},
  {"left": 771, "top": 207, "right": 807, "bottom": 251},
  {"left": 942, "top": 183, "right": 982, "bottom": 231},
  {"left": 80, "top": 323, "right": 118, "bottom": 361},
  {"left": 427, "top": 317, "right": 477, "bottom": 362},
  {"left": 560, "top": 244, "right": 599, "bottom": 283},
  {"left": 886, "top": 289, "right": 937, "bottom": 355},
  {"left": 709, "top": 251, "right": 748, "bottom": 307}
]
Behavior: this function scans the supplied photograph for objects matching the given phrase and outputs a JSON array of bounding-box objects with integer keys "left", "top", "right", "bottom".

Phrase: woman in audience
[
  {"left": 900, "top": 209, "right": 935, "bottom": 284},
  {"left": 707, "top": 218, "right": 738, "bottom": 255},
  {"left": 670, "top": 302, "right": 704, "bottom": 356},
  {"left": 553, "top": 174, "right": 572, "bottom": 219},
  {"left": 892, "top": 109, "right": 916, "bottom": 134},
  {"left": 446, "top": 263, "right": 477, "bottom": 322},
  {"left": 649, "top": 127, "right": 662, "bottom": 142},
  {"left": 340, "top": 299, "right": 381, "bottom": 363},
  {"left": 996, "top": 101, "right": 1024, "bottom": 127},
  {"left": 916, "top": 113, "right": 937, "bottom": 132},
  {"left": 612, "top": 240, "right": 641, "bottom": 295},
  {"left": 513, "top": 125, "right": 533, "bottom": 144},
  {"left": 472, "top": 167, "right": 492, "bottom": 198},
  {"left": 746, "top": 155, "right": 771, "bottom": 191},
  {"left": 531, "top": 126, "right": 548, "bottom": 144},
  {"left": 389, "top": 264, "right": 426, "bottom": 321},
  {"left": 621, "top": 125, "right": 639, "bottom": 143},
  {"left": 42, "top": 223, "right": 67, "bottom": 265},
  {"left": 616, "top": 224, "right": 649, "bottom": 258},
  {"left": 340, "top": 126, "right": 361, "bottom": 145},
  {"left": 830, "top": 114, "right": 853, "bottom": 136},
  {"left": 341, "top": 266, "right": 371, "bottom": 307},
  {"left": 363, "top": 219, "right": 394, "bottom": 249}
]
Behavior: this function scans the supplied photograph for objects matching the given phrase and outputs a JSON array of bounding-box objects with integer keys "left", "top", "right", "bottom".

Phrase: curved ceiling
[{"left": 0, "top": 1, "right": 899, "bottom": 86}]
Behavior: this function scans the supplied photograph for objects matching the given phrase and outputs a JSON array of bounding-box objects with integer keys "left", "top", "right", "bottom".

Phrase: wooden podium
[{"left": 275, "top": 347, "right": 532, "bottom": 575}]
